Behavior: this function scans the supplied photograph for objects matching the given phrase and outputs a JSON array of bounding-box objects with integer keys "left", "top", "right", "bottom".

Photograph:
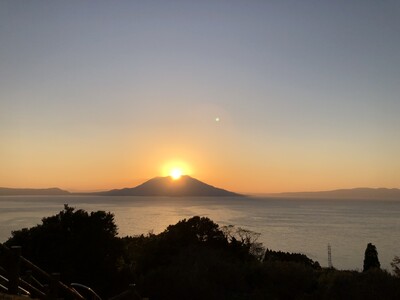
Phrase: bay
[{"left": 0, "top": 196, "right": 399, "bottom": 271}]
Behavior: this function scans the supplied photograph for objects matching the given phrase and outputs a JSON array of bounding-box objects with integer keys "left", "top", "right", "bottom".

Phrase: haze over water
[{"left": 1, "top": 195, "right": 399, "bottom": 272}]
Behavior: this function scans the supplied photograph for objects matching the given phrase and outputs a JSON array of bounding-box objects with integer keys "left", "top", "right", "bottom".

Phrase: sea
[{"left": 0, "top": 196, "right": 399, "bottom": 271}]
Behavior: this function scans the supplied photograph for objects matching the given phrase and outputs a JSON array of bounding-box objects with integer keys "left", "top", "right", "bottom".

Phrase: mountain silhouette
[
  {"left": 93, "top": 176, "right": 243, "bottom": 197},
  {"left": 0, "top": 187, "right": 70, "bottom": 196},
  {"left": 265, "top": 188, "right": 400, "bottom": 200}
]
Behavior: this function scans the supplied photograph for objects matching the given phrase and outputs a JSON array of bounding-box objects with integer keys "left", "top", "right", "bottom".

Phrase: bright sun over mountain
[
  {"left": 170, "top": 168, "right": 183, "bottom": 180},
  {"left": 162, "top": 160, "right": 191, "bottom": 180}
]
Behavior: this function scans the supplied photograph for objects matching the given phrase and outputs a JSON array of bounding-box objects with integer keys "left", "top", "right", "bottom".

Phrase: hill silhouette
[
  {"left": 0, "top": 187, "right": 70, "bottom": 196},
  {"left": 265, "top": 188, "right": 400, "bottom": 200},
  {"left": 92, "top": 175, "right": 243, "bottom": 197}
]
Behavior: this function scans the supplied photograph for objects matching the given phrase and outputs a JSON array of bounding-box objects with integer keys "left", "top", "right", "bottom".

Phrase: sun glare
[
  {"left": 162, "top": 160, "right": 191, "bottom": 179},
  {"left": 170, "top": 168, "right": 183, "bottom": 180}
]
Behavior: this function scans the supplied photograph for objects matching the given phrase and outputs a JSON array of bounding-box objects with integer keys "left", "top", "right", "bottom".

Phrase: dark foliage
[
  {"left": 317, "top": 269, "right": 400, "bottom": 300},
  {"left": 122, "top": 216, "right": 261, "bottom": 299},
  {"left": 3, "top": 208, "right": 400, "bottom": 300},
  {"left": 392, "top": 256, "right": 400, "bottom": 277},
  {"left": 5, "top": 205, "right": 126, "bottom": 298},
  {"left": 263, "top": 248, "right": 321, "bottom": 269},
  {"left": 363, "top": 243, "right": 380, "bottom": 272}
]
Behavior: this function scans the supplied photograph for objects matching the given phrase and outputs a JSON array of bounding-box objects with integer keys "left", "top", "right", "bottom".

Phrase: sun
[
  {"left": 170, "top": 168, "right": 183, "bottom": 180},
  {"left": 162, "top": 160, "right": 191, "bottom": 179}
]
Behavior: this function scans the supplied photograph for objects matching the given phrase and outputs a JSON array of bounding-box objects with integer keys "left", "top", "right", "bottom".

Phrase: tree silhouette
[
  {"left": 363, "top": 243, "right": 380, "bottom": 272},
  {"left": 5, "top": 210, "right": 400, "bottom": 299},
  {"left": 5, "top": 205, "right": 125, "bottom": 298},
  {"left": 263, "top": 248, "right": 321, "bottom": 269},
  {"left": 391, "top": 256, "right": 400, "bottom": 277}
]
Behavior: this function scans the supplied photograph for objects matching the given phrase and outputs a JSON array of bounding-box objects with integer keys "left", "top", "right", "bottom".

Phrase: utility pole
[{"left": 328, "top": 244, "right": 333, "bottom": 268}]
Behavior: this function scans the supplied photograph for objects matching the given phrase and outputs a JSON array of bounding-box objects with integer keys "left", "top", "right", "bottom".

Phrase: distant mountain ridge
[
  {"left": 1, "top": 184, "right": 399, "bottom": 200},
  {"left": 265, "top": 188, "right": 400, "bottom": 200},
  {"left": 91, "top": 175, "right": 243, "bottom": 197},
  {"left": 0, "top": 187, "right": 70, "bottom": 196}
]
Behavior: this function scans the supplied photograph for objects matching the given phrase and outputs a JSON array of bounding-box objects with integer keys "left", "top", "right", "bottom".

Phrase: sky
[{"left": 1, "top": 1, "right": 399, "bottom": 193}]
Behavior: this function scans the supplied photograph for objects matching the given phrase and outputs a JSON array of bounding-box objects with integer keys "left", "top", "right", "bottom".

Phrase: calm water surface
[{"left": 0, "top": 196, "right": 399, "bottom": 271}]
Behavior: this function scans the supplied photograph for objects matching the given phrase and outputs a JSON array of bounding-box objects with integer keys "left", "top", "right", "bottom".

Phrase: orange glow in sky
[{"left": 1, "top": 2, "right": 399, "bottom": 193}]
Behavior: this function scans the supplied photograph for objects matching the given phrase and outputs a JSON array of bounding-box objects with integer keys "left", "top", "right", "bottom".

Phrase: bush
[{"left": 5, "top": 205, "right": 125, "bottom": 298}]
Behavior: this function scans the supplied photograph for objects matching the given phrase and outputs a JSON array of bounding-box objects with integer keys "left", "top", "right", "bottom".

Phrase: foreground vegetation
[{"left": 2, "top": 205, "right": 400, "bottom": 299}]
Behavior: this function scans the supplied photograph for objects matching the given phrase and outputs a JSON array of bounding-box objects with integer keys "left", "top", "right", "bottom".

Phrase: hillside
[
  {"left": 0, "top": 187, "right": 70, "bottom": 196},
  {"left": 265, "top": 188, "right": 400, "bottom": 200}
]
